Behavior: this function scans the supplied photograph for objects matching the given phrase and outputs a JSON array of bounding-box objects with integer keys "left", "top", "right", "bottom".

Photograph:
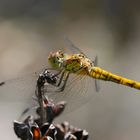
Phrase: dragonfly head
[{"left": 48, "top": 50, "right": 65, "bottom": 69}]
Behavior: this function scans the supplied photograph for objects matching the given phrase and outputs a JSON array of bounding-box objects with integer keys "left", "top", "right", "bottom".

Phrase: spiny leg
[
  {"left": 57, "top": 66, "right": 86, "bottom": 92},
  {"left": 58, "top": 72, "right": 70, "bottom": 92},
  {"left": 56, "top": 70, "right": 65, "bottom": 87},
  {"left": 44, "top": 69, "right": 64, "bottom": 87}
]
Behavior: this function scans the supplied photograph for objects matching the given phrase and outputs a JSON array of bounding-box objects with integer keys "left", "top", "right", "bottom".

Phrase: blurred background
[{"left": 0, "top": 0, "right": 140, "bottom": 140}]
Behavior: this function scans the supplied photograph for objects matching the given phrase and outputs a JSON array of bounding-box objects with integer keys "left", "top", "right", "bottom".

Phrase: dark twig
[{"left": 13, "top": 69, "right": 89, "bottom": 140}]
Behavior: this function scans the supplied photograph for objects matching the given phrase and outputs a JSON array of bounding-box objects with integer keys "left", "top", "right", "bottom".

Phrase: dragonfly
[
  {"left": 0, "top": 38, "right": 100, "bottom": 114},
  {"left": 48, "top": 37, "right": 140, "bottom": 91},
  {"left": 0, "top": 37, "right": 139, "bottom": 114}
]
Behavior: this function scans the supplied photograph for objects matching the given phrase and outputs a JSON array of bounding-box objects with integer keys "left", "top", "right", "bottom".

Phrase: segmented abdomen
[{"left": 89, "top": 67, "right": 140, "bottom": 90}]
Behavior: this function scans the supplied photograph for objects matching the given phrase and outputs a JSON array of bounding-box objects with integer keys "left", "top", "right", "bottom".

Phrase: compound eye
[
  {"left": 61, "top": 53, "right": 64, "bottom": 57},
  {"left": 58, "top": 50, "right": 64, "bottom": 57}
]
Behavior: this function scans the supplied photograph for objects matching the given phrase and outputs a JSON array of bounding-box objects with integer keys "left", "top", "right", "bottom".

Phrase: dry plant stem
[
  {"left": 37, "top": 85, "right": 47, "bottom": 125},
  {"left": 13, "top": 69, "right": 89, "bottom": 139}
]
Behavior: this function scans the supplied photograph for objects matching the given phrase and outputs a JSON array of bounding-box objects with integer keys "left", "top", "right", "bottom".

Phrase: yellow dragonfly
[
  {"left": 0, "top": 37, "right": 139, "bottom": 114},
  {"left": 48, "top": 37, "right": 140, "bottom": 91}
]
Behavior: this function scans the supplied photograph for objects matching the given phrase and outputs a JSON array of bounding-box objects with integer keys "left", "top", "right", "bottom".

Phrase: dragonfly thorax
[
  {"left": 63, "top": 53, "right": 93, "bottom": 74},
  {"left": 48, "top": 50, "right": 94, "bottom": 75}
]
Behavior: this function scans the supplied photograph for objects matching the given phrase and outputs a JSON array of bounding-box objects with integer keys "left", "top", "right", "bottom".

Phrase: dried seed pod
[
  {"left": 73, "top": 129, "right": 83, "bottom": 139},
  {"left": 82, "top": 130, "right": 89, "bottom": 140},
  {"left": 31, "top": 125, "right": 41, "bottom": 140},
  {"left": 41, "top": 136, "right": 53, "bottom": 140},
  {"left": 64, "top": 132, "right": 77, "bottom": 140},
  {"left": 61, "top": 121, "right": 70, "bottom": 133},
  {"left": 55, "top": 124, "right": 65, "bottom": 140},
  {"left": 41, "top": 123, "right": 50, "bottom": 136},
  {"left": 13, "top": 120, "right": 33, "bottom": 140},
  {"left": 14, "top": 115, "right": 89, "bottom": 140},
  {"left": 53, "top": 101, "right": 67, "bottom": 117},
  {"left": 36, "top": 99, "right": 66, "bottom": 124},
  {"left": 43, "top": 124, "right": 57, "bottom": 140},
  {"left": 55, "top": 121, "right": 89, "bottom": 140},
  {"left": 13, "top": 69, "right": 89, "bottom": 140},
  {"left": 13, "top": 116, "right": 40, "bottom": 140}
]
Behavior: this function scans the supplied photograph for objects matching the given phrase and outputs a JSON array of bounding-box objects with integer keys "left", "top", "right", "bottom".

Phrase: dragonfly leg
[
  {"left": 45, "top": 69, "right": 65, "bottom": 87},
  {"left": 56, "top": 70, "right": 65, "bottom": 87},
  {"left": 58, "top": 72, "right": 70, "bottom": 92}
]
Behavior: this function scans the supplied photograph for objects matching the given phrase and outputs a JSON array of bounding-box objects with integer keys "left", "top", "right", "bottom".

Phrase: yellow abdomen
[{"left": 89, "top": 67, "right": 140, "bottom": 90}]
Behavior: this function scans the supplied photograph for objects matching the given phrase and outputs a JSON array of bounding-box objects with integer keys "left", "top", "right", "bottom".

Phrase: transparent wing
[
  {"left": 0, "top": 72, "right": 38, "bottom": 102},
  {"left": 64, "top": 35, "right": 86, "bottom": 55},
  {"left": 64, "top": 36, "right": 100, "bottom": 92},
  {"left": 0, "top": 38, "right": 99, "bottom": 115},
  {"left": 44, "top": 73, "right": 96, "bottom": 114},
  {"left": 6, "top": 72, "right": 96, "bottom": 117},
  {"left": 64, "top": 35, "right": 98, "bottom": 65},
  {"left": 0, "top": 68, "right": 57, "bottom": 102}
]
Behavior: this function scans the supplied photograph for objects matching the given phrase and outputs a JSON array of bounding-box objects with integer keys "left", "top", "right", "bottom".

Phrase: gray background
[{"left": 0, "top": 0, "right": 140, "bottom": 140}]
